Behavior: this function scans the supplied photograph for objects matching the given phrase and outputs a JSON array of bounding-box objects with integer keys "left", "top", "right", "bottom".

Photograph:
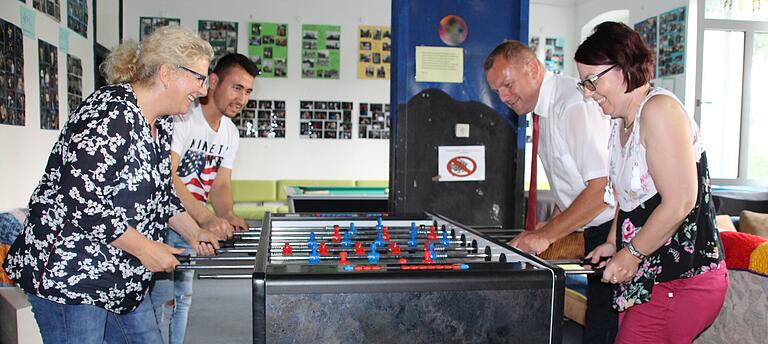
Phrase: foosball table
[{"left": 179, "top": 213, "right": 565, "bottom": 344}]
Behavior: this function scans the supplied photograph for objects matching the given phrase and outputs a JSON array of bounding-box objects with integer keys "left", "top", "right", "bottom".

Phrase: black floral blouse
[{"left": 3, "top": 84, "right": 184, "bottom": 314}]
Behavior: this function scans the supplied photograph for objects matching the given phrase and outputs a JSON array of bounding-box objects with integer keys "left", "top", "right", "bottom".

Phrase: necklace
[{"left": 623, "top": 117, "right": 634, "bottom": 133}]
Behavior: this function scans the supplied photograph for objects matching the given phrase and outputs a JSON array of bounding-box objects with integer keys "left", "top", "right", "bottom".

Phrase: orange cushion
[{"left": 0, "top": 243, "right": 12, "bottom": 285}]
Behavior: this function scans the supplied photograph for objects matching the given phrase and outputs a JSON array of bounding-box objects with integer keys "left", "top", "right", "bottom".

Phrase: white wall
[
  {"left": 0, "top": 0, "right": 95, "bottom": 210},
  {"left": 122, "top": 0, "right": 391, "bottom": 182},
  {"left": 530, "top": 0, "right": 579, "bottom": 77},
  {"left": 96, "top": 0, "right": 120, "bottom": 49},
  {"left": 575, "top": 0, "right": 694, "bottom": 108}
]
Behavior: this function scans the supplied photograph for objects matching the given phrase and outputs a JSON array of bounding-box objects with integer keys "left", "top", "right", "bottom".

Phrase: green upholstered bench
[
  {"left": 276, "top": 179, "right": 356, "bottom": 213},
  {"left": 231, "top": 180, "right": 278, "bottom": 220}
]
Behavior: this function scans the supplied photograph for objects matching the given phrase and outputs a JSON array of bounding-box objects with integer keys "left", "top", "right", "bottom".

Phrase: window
[{"left": 696, "top": 0, "right": 768, "bottom": 185}]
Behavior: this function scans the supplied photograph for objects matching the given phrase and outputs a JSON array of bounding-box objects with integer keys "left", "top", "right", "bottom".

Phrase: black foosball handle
[{"left": 175, "top": 254, "right": 191, "bottom": 264}]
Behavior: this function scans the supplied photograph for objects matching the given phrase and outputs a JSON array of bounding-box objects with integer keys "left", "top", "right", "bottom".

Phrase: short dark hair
[
  {"left": 575, "top": 21, "right": 654, "bottom": 93},
  {"left": 483, "top": 40, "right": 535, "bottom": 72},
  {"left": 212, "top": 53, "right": 259, "bottom": 78}
]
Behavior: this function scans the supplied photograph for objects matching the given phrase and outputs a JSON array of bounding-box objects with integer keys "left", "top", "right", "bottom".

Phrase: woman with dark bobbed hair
[
  {"left": 575, "top": 21, "right": 728, "bottom": 343},
  {"left": 4, "top": 26, "right": 222, "bottom": 343}
]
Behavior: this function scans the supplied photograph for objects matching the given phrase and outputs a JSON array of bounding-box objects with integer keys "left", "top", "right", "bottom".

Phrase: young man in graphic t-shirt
[{"left": 151, "top": 53, "right": 258, "bottom": 344}]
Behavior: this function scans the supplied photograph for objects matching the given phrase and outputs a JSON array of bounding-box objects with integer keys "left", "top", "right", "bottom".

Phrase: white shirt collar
[{"left": 533, "top": 71, "right": 555, "bottom": 118}]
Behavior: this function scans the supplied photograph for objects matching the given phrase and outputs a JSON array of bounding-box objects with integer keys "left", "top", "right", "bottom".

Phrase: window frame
[{"left": 695, "top": 0, "right": 768, "bottom": 186}]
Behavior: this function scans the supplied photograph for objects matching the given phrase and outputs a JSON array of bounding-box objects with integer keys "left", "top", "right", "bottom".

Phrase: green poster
[
  {"left": 248, "top": 22, "right": 288, "bottom": 78},
  {"left": 301, "top": 24, "right": 341, "bottom": 79},
  {"left": 198, "top": 20, "right": 238, "bottom": 63}
]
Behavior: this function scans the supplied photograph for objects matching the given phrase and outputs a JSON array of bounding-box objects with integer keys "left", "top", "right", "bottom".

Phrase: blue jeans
[
  {"left": 26, "top": 292, "right": 162, "bottom": 344},
  {"left": 150, "top": 229, "right": 194, "bottom": 344}
]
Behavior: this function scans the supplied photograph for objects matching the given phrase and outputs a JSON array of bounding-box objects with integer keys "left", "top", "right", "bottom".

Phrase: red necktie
[{"left": 525, "top": 113, "right": 539, "bottom": 231}]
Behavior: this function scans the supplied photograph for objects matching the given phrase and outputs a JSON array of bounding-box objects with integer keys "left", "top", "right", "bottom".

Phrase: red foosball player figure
[
  {"left": 318, "top": 242, "right": 330, "bottom": 256},
  {"left": 427, "top": 226, "right": 438, "bottom": 241},
  {"left": 354, "top": 242, "right": 365, "bottom": 255},
  {"left": 331, "top": 225, "right": 342, "bottom": 242},
  {"left": 339, "top": 251, "right": 351, "bottom": 265},
  {"left": 389, "top": 241, "right": 401, "bottom": 254},
  {"left": 282, "top": 242, "right": 293, "bottom": 256}
]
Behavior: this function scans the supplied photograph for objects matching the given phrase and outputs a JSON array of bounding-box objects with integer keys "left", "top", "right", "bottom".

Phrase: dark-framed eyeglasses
[
  {"left": 176, "top": 65, "right": 209, "bottom": 88},
  {"left": 577, "top": 65, "right": 617, "bottom": 93}
]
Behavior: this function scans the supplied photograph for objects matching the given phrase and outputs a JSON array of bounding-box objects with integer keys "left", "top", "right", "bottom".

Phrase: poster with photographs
[
  {"left": 199, "top": 20, "right": 238, "bottom": 63},
  {"left": 544, "top": 37, "right": 564, "bottom": 75},
  {"left": 301, "top": 24, "right": 341, "bottom": 79},
  {"left": 358, "top": 103, "right": 390, "bottom": 139},
  {"left": 39, "top": 39, "right": 59, "bottom": 130},
  {"left": 658, "top": 6, "right": 686, "bottom": 77},
  {"left": 0, "top": 19, "right": 25, "bottom": 126},
  {"left": 67, "top": 54, "right": 82, "bottom": 114},
  {"left": 634, "top": 16, "right": 658, "bottom": 77},
  {"left": 248, "top": 22, "right": 288, "bottom": 78},
  {"left": 33, "top": 0, "right": 61, "bottom": 22},
  {"left": 529, "top": 36, "right": 540, "bottom": 54},
  {"left": 67, "top": 0, "right": 88, "bottom": 38},
  {"left": 139, "top": 17, "right": 180, "bottom": 41},
  {"left": 236, "top": 99, "right": 286, "bottom": 138},
  {"left": 357, "top": 25, "right": 390, "bottom": 80},
  {"left": 299, "top": 100, "right": 352, "bottom": 139}
]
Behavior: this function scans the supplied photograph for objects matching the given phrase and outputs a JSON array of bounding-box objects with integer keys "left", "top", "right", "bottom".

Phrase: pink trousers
[{"left": 615, "top": 263, "right": 728, "bottom": 344}]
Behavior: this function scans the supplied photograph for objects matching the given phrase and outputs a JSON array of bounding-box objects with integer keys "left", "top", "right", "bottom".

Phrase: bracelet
[{"left": 626, "top": 241, "right": 647, "bottom": 261}]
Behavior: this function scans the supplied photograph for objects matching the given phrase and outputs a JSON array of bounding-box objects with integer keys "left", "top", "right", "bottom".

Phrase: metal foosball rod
[
  {"left": 269, "top": 252, "right": 489, "bottom": 261},
  {"left": 267, "top": 245, "right": 475, "bottom": 254},
  {"left": 266, "top": 239, "right": 467, "bottom": 248}
]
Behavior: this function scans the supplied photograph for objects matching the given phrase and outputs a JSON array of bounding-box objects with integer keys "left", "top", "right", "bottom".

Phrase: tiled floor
[{"left": 186, "top": 278, "right": 585, "bottom": 344}]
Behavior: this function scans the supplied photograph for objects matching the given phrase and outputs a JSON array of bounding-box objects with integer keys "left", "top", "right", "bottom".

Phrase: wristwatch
[{"left": 626, "top": 241, "right": 647, "bottom": 261}]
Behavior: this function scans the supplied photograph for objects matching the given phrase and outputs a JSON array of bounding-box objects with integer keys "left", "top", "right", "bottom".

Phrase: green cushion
[
  {"left": 277, "top": 205, "right": 290, "bottom": 213},
  {"left": 233, "top": 205, "right": 278, "bottom": 220},
  {"left": 355, "top": 180, "right": 389, "bottom": 187},
  {"left": 232, "top": 180, "right": 277, "bottom": 202},
  {"left": 276, "top": 179, "right": 355, "bottom": 201}
]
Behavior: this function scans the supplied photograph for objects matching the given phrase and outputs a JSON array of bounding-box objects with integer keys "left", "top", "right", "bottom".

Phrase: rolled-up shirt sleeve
[{"left": 61, "top": 103, "right": 132, "bottom": 244}]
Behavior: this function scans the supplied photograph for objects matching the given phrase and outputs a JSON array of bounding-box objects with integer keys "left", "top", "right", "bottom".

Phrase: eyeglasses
[
  {"left": 176, "top": 65, "right": 209, "bottom": 88},
  {"left": 577, "top": 65, "right": 616, "bottom": 93}
]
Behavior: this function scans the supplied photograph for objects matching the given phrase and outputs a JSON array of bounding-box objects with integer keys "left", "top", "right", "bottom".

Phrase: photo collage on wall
[
  {"left": 236, "top": 99, "right": 286, "bottom": 138},
  {"left": 139, "top": 17, "right": 180, "bottom": 41},
  {"left": 301, "top": 24, "right": 340, "bottom": 79},
  {"left": 357, "top": 25, "right": 391, "bottom": 80},
  {"left": 67, "top": 0, "right": 88, "bottom": 38},
  {"left": 248, "top": 22, "right": 288, "bottom": 78},
  {"left": 33, "top": 0, "right": 61, "bottom": 22},
  {"left": 544, "top": 37, "right": 564, "bottom": 75},
  {"left": 39, "top": 39, "right": 59, "bottom": 130},
  {"left": 299, "top": 100, "right": 352, "bottom": 139},
  {"left": 658, "top": 7, "right": 686, "bottom": 77},
  {"left": 0, "top": 19, "right": 25, "bottom": 126},
  {"left": 634, "top": 16, "right": 659, "bottom": 77},
  {"left": 67, "top": 54, "right": 82, "bottom": 114},
  {"left": 358, "top": 103, "right": 390, "bottom": 139},
  {"left": 199, "top": 20, "right": 238, "bottom": 63}
]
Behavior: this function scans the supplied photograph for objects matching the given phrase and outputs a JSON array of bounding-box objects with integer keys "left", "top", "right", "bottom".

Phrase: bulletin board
[{"left": 248, "top": 22, "right": 288, "bottom": 78}]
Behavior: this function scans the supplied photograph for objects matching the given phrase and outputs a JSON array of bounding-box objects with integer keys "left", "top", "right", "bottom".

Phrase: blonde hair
[{"left": 101, "top": 26, "right": 214, "bottom": 85}]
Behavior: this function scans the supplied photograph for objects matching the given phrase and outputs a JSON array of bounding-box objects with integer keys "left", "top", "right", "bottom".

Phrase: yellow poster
[
  {"left": 415, "top": 46, "right": 463, "bottom": 83},
  {"left": 357, "top": 25, "right": 391, "bottom": 80}
]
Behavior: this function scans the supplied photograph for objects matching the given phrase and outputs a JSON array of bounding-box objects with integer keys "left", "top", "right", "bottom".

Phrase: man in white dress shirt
[{"left": 484, "top": 40, "right": 616, "bottom": 344}]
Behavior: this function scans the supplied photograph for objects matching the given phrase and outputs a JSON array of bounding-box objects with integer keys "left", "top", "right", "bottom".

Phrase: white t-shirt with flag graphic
[{"left": 171, "top": 103, "right": 239, "bottom": 203}]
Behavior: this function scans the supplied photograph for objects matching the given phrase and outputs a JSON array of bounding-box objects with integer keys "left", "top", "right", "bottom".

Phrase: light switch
[{"left": 455, "top": 123, "right": 470, "bottom": 138}]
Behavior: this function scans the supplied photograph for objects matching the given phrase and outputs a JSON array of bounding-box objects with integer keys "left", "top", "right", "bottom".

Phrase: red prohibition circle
[{"left": 447, "top": 156, "right": 477, "bottom": 177}]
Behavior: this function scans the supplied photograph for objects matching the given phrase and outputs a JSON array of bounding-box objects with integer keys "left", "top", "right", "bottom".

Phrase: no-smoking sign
[
  {"left": 438, "top": 146, "right": 485, "bottom": 182},
  {"left": 447, "top": 156, "right": 477, "bottom": 177}
]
